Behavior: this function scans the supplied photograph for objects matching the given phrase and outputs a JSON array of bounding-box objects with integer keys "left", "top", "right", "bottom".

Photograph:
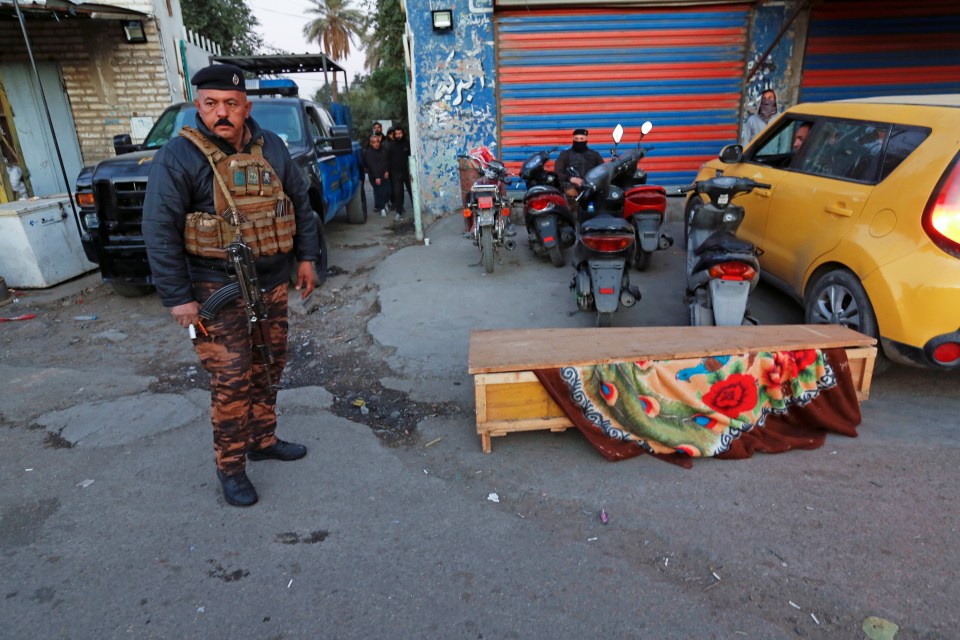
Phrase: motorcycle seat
[
  {"left": 581, "top": 214, "right": 634, "bottom": 234},
  {"left": 524, "top": 184, "right": 564, "bottom": 199},
  {"left": 694, "top": 229, "right": 755, "bottom": 256}
]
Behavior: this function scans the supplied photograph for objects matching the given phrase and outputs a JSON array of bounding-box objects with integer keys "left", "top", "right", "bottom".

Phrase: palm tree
[{"left": 302, "top": 0, "right": 366, "bottom": 99}]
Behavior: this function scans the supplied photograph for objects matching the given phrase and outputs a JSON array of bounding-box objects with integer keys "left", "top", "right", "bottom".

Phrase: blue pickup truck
[{"left": 74, "top": 80, "right": 363, "bottom": 296}]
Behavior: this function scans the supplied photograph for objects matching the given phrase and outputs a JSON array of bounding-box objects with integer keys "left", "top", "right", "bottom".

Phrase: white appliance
[{"left": 0, "top": 196, "right": 96, "bottom": 288}]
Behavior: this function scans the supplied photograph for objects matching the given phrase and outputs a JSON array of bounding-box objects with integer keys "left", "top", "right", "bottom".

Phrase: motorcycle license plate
[{"left": 478, "top": 210, "right": 495, "bottom": 225}]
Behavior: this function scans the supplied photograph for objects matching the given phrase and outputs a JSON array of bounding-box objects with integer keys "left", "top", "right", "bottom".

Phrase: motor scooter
[
  {"left": 459, "top": 152, "right": 516, "bottom": 274},
  {"left": 519, "top": 147, "right": 576, "bottom": 267},
  {"left": 674, "top": 175, "right": 771, "bottom": 326},
  {"left": 608, "top": 121, "right": 673, "bottom": 270},
  {"left": 569, "top": 126, "right": 643, "bottom": 327}
]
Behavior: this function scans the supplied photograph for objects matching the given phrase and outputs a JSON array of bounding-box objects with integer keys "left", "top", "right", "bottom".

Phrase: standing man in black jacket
[
  {"left": 142, "top": 63, "right": 318, "bottom": 507},
  {"left": 362, "top": 134, "right": 391, "bottom": 217},
  {"left": 386, "top": 125, "right": 411, "bottom": 221}
]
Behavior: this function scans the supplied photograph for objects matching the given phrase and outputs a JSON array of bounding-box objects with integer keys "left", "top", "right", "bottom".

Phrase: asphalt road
[{"left": 1, "top": 200, "right": 957, "bottom": 639}]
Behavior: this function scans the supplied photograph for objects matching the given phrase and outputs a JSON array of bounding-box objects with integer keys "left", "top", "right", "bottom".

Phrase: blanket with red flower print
[{"left": 534, "top": 347, "right": 861, "bottom": 465}]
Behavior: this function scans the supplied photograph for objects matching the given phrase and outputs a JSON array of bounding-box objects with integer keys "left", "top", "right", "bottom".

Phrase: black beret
[
  {"left": 191, "top": 63, "right": 246, "bottom": 92},
  {"left": 573, "top": 128, "right": 588, "bottom": 136}
]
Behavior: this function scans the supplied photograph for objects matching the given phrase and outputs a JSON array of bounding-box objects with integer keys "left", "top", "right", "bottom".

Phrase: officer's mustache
[{"left": 214, "top": 118, "right": 234, "bottom": 128}]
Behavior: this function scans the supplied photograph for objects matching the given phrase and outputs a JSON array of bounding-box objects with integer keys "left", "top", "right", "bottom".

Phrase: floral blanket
[{"left": 534, "top": 348, "right": 861, "bottom": 465}]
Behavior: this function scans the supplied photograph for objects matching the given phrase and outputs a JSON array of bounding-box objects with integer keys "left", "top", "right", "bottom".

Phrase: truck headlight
[{"left": 83, "top": 213, "right": 99, "bottom": 228}]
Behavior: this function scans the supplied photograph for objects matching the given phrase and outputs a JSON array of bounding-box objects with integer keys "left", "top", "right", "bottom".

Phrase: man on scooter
[{"left": 555, "top": 129, "right": 604, "bottom": 211}]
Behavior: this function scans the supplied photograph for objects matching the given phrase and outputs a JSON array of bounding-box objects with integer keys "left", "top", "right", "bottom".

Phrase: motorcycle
[
  {"left": 674, "top": 175, "right": 771, "bottom": 326},
  {"left": 519, "top": 147, "right": 577, "bottom": 267},
  {"left": 459, "top": 151, "right": 516, "bottom": 274},
  {"left": 569, "top": 126, "right": 643, "bottom": 327},
  {"left": 608, "top": 121, "right": 673, "bottom": 270}
]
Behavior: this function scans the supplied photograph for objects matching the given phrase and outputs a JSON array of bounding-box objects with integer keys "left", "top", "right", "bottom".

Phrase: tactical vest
[{"left": 180, "top": 126, "right": 296, "bottom": 260}]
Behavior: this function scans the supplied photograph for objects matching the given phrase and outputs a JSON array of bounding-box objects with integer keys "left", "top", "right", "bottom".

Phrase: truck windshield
[{"left": 142, "top": 101, "right": 305, "bottom": 149}]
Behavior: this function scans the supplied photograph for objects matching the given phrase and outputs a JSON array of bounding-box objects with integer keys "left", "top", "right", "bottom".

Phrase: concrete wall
[
  {"left": 742, "top": 1, "right": 808, "bottom": 130},
  {"left": 0, "top": 2, "right": 184, "bottom": 166},
  {"left": 407, "top": 0, "right": 498, "bottom": 218}
]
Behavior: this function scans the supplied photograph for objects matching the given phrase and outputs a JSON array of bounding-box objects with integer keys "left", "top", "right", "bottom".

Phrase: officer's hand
[
  {"left": 570, "top": 177, "right": 583, "bottom": 187},
  {"left": 171, "top": 301, "right": 200, "bottom": 328},
  {"left": 295, "top": 261, "right": 315, "bottom": 299}
]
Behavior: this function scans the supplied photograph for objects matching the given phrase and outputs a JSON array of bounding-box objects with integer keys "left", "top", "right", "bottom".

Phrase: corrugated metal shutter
[
  {"left": 496, "top": 4, "right": 751, "bottom": 186},
  {"left": 800, "top": 0, "right": 960, "bottom": 102}
]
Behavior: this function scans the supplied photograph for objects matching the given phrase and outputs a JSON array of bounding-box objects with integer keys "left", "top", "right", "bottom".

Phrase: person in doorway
[
  {"left": 387, "top": 125, "right": 411, "bottom": 221},
  {"left": 362, "top": 134, "right": 391, "bottom": 216},
  {"left": 142, "top": 63, "right": 317, "bottom": 507},
  {"left": 742, "top": 89, "right": 781, "bottom": 145},
  {"left": 554, "top": 128, "right": 604, "bottom": 205}
]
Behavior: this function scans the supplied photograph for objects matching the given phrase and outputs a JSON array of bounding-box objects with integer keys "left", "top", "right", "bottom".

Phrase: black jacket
[
  {"left": 142, "top": 115, "right": 319, "bottom": 308},
  {"left": 362, "top": 145, "right": 389, "bottom": 180},
  {"left": 554, "top": 146, "right": 604, "bottom": 182},
  {"left": 386, "top": 138, "right": 410, "bottom": 173}
]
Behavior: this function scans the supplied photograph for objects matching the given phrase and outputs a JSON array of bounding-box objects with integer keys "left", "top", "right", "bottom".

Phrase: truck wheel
[
  {"left": 291, "top": 217, "right": 329, "bottom": 288},
  {"left": 111, "top": 283, "right": 154, "bottom": 298},
  {"left": 346, "top": 186, "right": 366, "bottom": 224}
]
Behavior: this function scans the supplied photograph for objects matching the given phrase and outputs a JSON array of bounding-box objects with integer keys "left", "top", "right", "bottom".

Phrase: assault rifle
[{"left": 199, "top": 241, "right": 279, "bottom": 391}]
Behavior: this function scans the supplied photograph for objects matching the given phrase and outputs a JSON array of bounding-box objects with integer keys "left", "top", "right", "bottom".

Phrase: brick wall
[{"left": 0, "top": 17, "right": 176, "bottom": 165}]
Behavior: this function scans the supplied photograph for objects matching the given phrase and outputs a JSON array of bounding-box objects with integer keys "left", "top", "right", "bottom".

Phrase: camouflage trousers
[{"left": 192, "top": 281, "right": 289, "bottom": 474}]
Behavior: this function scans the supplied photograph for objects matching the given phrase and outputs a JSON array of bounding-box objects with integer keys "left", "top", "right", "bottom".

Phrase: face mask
[
  {"left": 758, "top": 96, "right": 777, "bottom": 121},
  {"left": 572, "top": 141, "right": 588, "bottom": 153}
]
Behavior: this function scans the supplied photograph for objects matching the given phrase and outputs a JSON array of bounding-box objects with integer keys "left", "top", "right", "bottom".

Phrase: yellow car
[{"left": 687, "top": 95, "right": 960, "bottom": 370}]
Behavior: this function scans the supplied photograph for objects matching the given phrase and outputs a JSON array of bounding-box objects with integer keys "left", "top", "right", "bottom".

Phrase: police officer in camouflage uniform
[{"left": 143, "top": 63, "right": 318, "bottom": 507}]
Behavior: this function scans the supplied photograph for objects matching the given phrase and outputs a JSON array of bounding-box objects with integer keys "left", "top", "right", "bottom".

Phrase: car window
[
  {"left": 879, "top": 125, "right": 930, "bottom": 181},
  {"left": 304, "top": 106, "right": 327, "bottom": 139},
  {"left": 252, "top": 102, "right": 304, "bottom": 146},
  {"left": 748, "top": 119, "right": 807, "bottom": 168},
  {"left": 314, "top": 106, "right": 336, "bottom": 133},
  {"left": 793, "top": 120, "right": 887, "bottom": 183},
  {"left": 144, "top": 106, "right": 196, "bottom": 148}
]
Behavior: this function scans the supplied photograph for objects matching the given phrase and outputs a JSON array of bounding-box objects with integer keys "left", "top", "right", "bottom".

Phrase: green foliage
[
  {"left": 358, "top": 0, "right": 408, "bottom": 125},
  {"left": 311, "top": 0, "right": 407, "bottom": 127},
  {"left": 303, "top": 0, "right": 366, "bottom": 62},
  {"left": 181, "top": 0, "right": 264, "bottom": 55}
]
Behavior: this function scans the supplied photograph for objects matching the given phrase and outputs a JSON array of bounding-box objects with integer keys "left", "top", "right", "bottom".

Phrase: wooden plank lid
[{"left": 468, "top": 325, "right": 876, "bottom": 374}]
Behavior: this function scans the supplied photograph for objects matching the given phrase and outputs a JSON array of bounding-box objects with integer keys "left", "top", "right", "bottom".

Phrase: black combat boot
[
  {"left": 247, "top": 439, "right": 308, "bottom": 462},
  {"left": 217, "top": 469, "right": 258, "bottom": 507}
]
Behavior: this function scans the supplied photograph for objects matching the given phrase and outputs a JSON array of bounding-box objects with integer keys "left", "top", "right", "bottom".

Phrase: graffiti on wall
[
  {"left": 743, "top": 3, "right": 796, "bottom": 118},
  {"left": 412, "top": 0, "right": 498, "bottom": 215}
]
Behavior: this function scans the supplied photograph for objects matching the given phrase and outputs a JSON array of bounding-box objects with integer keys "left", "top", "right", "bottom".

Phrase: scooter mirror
[
  {"left": 640, "top": 121, "right": 653, "bottom": 136},
  {"left": 612, "top": 124, "right": 624, "bottom": 144}
]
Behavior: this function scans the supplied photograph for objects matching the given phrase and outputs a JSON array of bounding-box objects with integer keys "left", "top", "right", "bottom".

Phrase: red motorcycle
[{"left": 459, "top": 147, "right": 516, "bottom": 274}]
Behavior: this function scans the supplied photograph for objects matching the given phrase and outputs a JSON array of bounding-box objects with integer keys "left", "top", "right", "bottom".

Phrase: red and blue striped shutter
[
  {"left": 495, "top": 5, "right": 751, "bottom": 186},
  {"left": 800, "top": 0, "right": 960, "bottom": 102}
]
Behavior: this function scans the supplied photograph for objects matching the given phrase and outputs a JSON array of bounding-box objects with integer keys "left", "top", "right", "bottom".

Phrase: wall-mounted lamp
[
  {"left": 121, "top": 20, "right": 147, "bottom": 43},
  {"left": 432, "top": 9, "right": 453, "bottom": 32}
]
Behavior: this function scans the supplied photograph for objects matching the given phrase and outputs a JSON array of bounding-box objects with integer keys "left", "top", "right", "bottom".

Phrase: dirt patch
[{"left": 0, "top": 218, "right": 460, "bottom": 445}]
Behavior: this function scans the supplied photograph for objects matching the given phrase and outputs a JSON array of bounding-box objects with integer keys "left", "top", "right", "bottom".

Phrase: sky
[{"left": 246, "top": 0, "right": 370, "bottom": 100}]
